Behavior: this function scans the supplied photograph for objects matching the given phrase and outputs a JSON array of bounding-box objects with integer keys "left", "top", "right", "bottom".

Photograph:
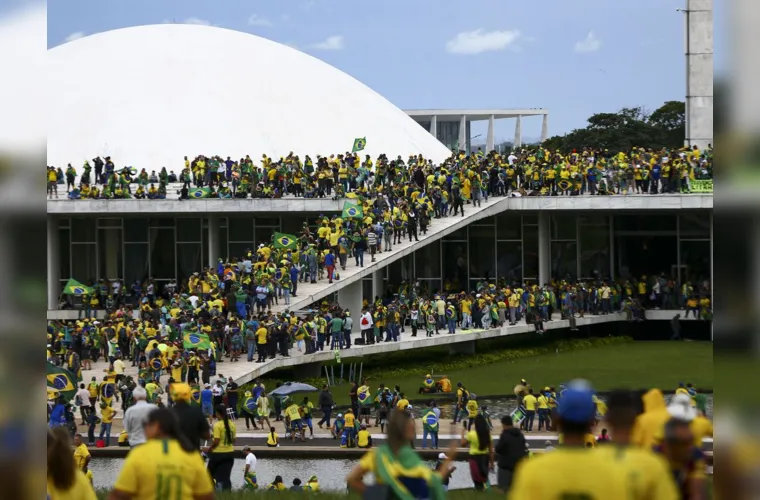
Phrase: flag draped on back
[
  {"left": 352, "top": 137, "right": 367, "bottom": 153},
  {"left": 61, "top": 278, "right": 93, "bottom": 296},
  {"left": 183, "top": 330, "right": 211, "bottom": 350},
  {"left": 342, "top": 202, "right": 363, "bottom": 220},
  {"left": 274, "top": 232, "right": 298, "bottom": 250},
  {"left": 46, "top": 363, "right": 77, "bottom": 400}
]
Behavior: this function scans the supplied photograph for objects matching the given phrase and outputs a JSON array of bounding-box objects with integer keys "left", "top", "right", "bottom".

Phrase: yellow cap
[{"left": 170, "top": 383, "right": 192, "bottom": 402}]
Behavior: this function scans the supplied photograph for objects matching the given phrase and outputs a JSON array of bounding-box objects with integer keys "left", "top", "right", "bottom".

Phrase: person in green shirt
[{"left": 328, "top": 316, "right": 344, "bottom": 349}]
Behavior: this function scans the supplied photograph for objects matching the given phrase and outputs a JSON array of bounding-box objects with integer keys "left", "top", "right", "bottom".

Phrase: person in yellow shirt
[
  {"left": 99, "top": 402, "right": 117, "bottom": 446},
  {"left": 110, "top": 408, "right": 214, "bottom": 500},
  {"left": 256, "top": 326, "right": 268, "bottom": 363},
  {"left": 72, "top": 434, "right": 90, "bottom": 472},
  {"left": 511, "top": 384, "right": 630, "bottom": 500},
  {"left": 597, "top": 390, "right": 680, "bottom": 500},
  {"left": 285, "top": 402, "right": 305, "bottom": 442},
  {"left": 357, "top": 423, "right": 373, "bottom": 448},
  {"left": 205, "top": 405, "right": 237, "bottom": 491},
  {"left": 47, "top": 427, "right": 97, "bottom": 500},
  {"left": 521, "top": 388, "right": 538, "bottom": 432},
  {"left": 465, "top": 397, "right": 479, "bottom": 431},
  {"left": 536, "top": 391, "right": 550, "bottom": 431},
  {"left": 632, "top": 389, "right": 670, "bottom": 449}
]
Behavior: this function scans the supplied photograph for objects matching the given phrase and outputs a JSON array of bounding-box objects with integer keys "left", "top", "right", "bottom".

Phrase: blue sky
[{"left": 47, "top": 0, "right": 719, "bottom": 142}]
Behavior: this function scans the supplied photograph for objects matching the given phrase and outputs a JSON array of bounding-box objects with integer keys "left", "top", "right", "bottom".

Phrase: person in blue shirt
[
  {"left": 200, "top": 384, "right": 214, "bottom": 418},
  {"left": 324, "top": 250, "right": 336, "bottom": 283}
]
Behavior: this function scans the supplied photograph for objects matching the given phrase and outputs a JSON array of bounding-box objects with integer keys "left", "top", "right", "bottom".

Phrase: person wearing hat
[
  {"left": 511, "top": 382, "right": 629, "bottom": 499},
  {"left": 306, "top": 475, "right": 320, "bottom": 492},
  {"left": 435, "top": 452, "right": 456, "bottom": 492},
  {"left": 170, "top": 383, "right": 210, "bottom": 451}
]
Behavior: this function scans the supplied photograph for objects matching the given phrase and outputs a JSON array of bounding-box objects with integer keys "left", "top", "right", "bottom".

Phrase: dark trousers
[
  {"left": 344, "top": 329, "right": 352, "bottom": 348},
  {"left": 318, "top": 406, "right": 332, "bottom": 427},
  {"left": 207, "top": 452, "right": 234, "bottom": 491},
  {"left": 525, "top": 410, "right": 535, "bottom": 431}
]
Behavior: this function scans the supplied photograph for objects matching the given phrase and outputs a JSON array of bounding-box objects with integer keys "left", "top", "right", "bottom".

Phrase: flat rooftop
[{"left": 405, "top": 109, "right": 548, "bottom": 121}]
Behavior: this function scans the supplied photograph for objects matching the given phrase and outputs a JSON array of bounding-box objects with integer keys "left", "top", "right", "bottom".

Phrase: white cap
[{"left": 438, "top": 453, "right": 447, "bottom": 460}]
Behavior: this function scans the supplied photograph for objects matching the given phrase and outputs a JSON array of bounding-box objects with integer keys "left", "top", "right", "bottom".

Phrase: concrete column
[
  {"left": 513, "top": 115, "right": 522, "bottom": 148},
  {"left": 486, "top": 115, "right": 495, "bottom": 152},
  {"left": 429, "top": 115, "right": 437, "bottom": 139},
  {"left": 338, "top": 280, "right": 363, "bottom": 333},
  {"left": 538, "top": 212, "right": 550, "bottom": 286},
  {"left": 208, "top": 216, "right": 220, "bottom": 267},
  {"left": 371, "top": 270, "right": 384, "bottom": 301},
  {"left": 457, "top": 115, "right": 466, "bottom": 151},
  {"left": 540, "top": 114, "right": 549, "bottom": 142},
  {"left": 48, "top": 216, "right": 60, "bottom": 310}
]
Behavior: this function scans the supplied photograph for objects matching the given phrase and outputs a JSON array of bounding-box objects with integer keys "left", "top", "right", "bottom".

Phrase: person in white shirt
[
  {"left": 123, "top": 387, "right": 158, "bottom": 448},
  {"left": 243, "top": 446, "right": 258, "bottom": 489},
  {"left": 359, "top": 309, "right": 373, "bottom": 345},
  {"left": 212, "top": 380, "right": 225, "bottom": 407},
  {"left": 75, "top": 383, "right": 92, "bottom": 425}
]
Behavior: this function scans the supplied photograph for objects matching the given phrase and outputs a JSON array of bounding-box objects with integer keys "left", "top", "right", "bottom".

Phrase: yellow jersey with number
[
  {"left": 113, "top": 439, "right": 213, "bottom": 500},
  {"left": 511, "top": 448, "right": 629, "bottom": 499}
]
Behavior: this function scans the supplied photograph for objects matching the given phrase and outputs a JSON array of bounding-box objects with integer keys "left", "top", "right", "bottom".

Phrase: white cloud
[
  {"left": 181, "top": 17, "right": 212, "bottom": 26},
  {"left": 445, "top": 29, "right": 521, "bottom": 55},
  {"left": 64, "top": 31, "right": 85, "bottom": 43},
  {"left": 307, "top": 35, "right": 344, "bottom": 51},
  {"left": 247, "top": 14, "right": 272, "bottom": 26},
  {"left": 574, "top": 31, "right": 601, "bottom": 53}
]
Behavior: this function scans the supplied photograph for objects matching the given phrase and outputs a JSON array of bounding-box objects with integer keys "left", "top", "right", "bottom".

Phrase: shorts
[
  {"left": 360, "top": 407, "right": 371, "bottom": 416},
  {"left": 291, "top": 419, "right": 303, "bottom": 430},
  {"left": 202, "top": 404, "right": 213, "bottom": 417},
  {"left": 303, "top": 417, "right": 313, "bottom": 428}
]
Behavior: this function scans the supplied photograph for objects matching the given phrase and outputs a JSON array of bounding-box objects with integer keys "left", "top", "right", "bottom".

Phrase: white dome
[{"left": 48, "top": 24, "right": 450, "bottom": 170}]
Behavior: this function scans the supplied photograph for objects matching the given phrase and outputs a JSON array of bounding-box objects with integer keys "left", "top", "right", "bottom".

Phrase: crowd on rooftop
[{"left": 47, "top": 144, "right": 713, "bottom": 200}]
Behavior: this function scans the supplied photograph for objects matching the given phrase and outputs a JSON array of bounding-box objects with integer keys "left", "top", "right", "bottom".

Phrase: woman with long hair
[
  {"left": 205, "top": 404, "right": 236, "bottom": 491},
  {"left": 47, "top": 427, "right": 97, "bottom": 500},
  {"left": 461, "top": 414, "right": 495, "bottom": 491},
  {"left": 347, "top": 409, "right": 452, "bottom": 499},
  {"left": 108, "top": 408, "right": 214, "bottom": 499}
]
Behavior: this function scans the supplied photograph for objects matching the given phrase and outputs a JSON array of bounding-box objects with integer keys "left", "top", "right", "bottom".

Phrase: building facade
[{"left": 48, "top": 204, "right": 713, "bottom": 310}]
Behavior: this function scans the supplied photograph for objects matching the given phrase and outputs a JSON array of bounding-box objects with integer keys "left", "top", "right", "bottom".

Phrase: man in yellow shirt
[
  {"left": 73, "top": 434, "right": 91, "bottom": 471},
  {"left": 597, "top": 390, "right": 680, "bottom": 500},
  {"left": 256, "top": 326, "right": 268, "bottom": 363},
  {"left": 285, "top": 402, "right": 305, "bottom": 442},
  {"left": 536, "top": 391, "right": 550, "bottom": 431},
  {"left": 99, "top": 402, "right": 117, "bottom": 446},
  {"left": 511, "top": 384, "right": 629, "bottom": 499},
  {"left": 522, "top": 388, "right": 538, "bottom": 432}
]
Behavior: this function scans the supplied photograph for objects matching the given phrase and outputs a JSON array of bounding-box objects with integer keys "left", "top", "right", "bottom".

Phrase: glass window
[
  {"left": 71, "top": 243, "right": 97, "bottom": 283},
  {"left": 177, "top": 243, "right": 202, "bottom": 282},
  {"left": 442, "top": 242, "right": 468, "bottom": 290},
  {"left": 680, "top": 240, "right": 710, "bottom": 286},
  {"left": 414, "top": 241, "right": 440, "bottom": 279},
  {"left": 679, "top": 213, "right": 710, "bottom": 238},
  {"left": 496, "top": 215, "right": 522, "bottom": 240},
  {"left": 149, "top": 218, "right": 175, "bottom": 227},
  {"left": 497, "top": 241, "right": 523, "bottom": 284},
  {"left": 228, "top": 217, "right": 254, "bottom": 242},
  {"left": 523, "top": 214, "right": 538, "bottom": 225},
  {"left": 71, "top": 218, "right": 96, "bottom": 243},
  {"left": 388, "top": 255, "right": 414, "bottom": 285},
  {"left": 578, "top": 215, "right": 608, "bottom": 226},
  {"left": 473, "top": 215, "right": 494, "bottom": 226},
  {"left": 150, "top": 228, "right": 176, "bottom": 279},
  {"left": 255, "top": 217, "right": 281, "bottom": 227},
  {"left": 220, "top": 227, "right": 228, "bottom": 262},
  {"left": 615, "top": 215, "right": 677, "bottom": 232},
  {"left": 227, "top": 243, "right": 250, "bottom": 261},
  {"left": 615, "top": 235, "right": 677, "bottom": 280},
  {"left": 469, "top": 226, "right": 495, "bottom": 280},
  {"left": 124, "top": 219, "right": 148, "bottom": 242},
  {"left": 98, "top": 229, "right": 123, "bottom": 279},
  {"left": 551, "top": 215, "right": 577, "bottom": 240},
  {"left": 59, "top": 229, "right": 71, "bottom": 280},
  {"left": 58, "top": 218, "right": 70, "bottom": 228},
  {"left": 523, "top": 225, "right": 539, "bottom": 280},
  {"left": 176, "top": 218, "right": 201, "bottom": 242},
  {"left": 124, "top": 244, "right": 149, "bottom": 286},
  {"left": 580, "top": 224, "right": 611, "bottom": 278},
  {"left": 255, "top": 227, "right": 275, "bottom": 247},
  {"left": 551, "top": 241, "right": 578, "bottom": 281},
  {"left": 97, "top": 218, "right": 121, "bottom": 228},
  {"left": 202, "top": 228, "right": 208, "bottom": 268},
  {"left": 362, "top": 280, "right": 373, "bottom": 302},
  {"left": 443, "top": 227, "right": 467, "bottom": 241},
  {"left": 417, "top": 278, "right": 442, "bottom": 296}
]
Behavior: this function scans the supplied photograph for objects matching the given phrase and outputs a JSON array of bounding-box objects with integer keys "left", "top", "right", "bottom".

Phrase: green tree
[{"left": 649, "top": 101, "right": 685, "bottom": 147}]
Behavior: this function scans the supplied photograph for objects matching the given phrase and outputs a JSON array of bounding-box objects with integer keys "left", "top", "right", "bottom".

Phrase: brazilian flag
[
  {"left": 352, "top": 137, "right": 367, "bottom": 153},
  {"left": 191, "top": 385, "right": 201, "bottom": 405},
  {"left": 189, "top": 187, "right": 212, "bottom": 199},
  {"left": 46, "top": 363, "right": 77, "bottom": 400},
  {"left": 61, "top": 278, "right": 93, "bottom": 296},
  {"left": 100, "top": 382, "right": 116, "bottom": 407},
  {"left": 273, "top": 232, "right": 298, "bottom": 250},
  {"left": 342, "top": 202, "right": 363, "bottom": 220},
  {"left": 183, "top": 330, "right": 211, "bottom": 350}
]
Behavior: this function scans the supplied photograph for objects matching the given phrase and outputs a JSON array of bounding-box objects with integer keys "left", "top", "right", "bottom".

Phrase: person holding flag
[{"left": 422, "top": 402, "right": 440, "bottom": 449}]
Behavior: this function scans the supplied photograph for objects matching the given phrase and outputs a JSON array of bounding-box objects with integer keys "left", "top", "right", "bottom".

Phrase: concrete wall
[{"left": 685, "top": 0, "right": 714, "bottom": 149}]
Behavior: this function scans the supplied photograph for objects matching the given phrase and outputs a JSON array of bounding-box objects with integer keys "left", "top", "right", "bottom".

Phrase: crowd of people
[{"left": 47, "top": 144, "right": 713, "bottom": 200}]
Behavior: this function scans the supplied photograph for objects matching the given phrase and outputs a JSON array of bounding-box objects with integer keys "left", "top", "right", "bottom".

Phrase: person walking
[
  {"left": 461, "top": 414, "right": 495, "bottom": 491},
  {"left": 123, "top": 387, "right": 158, "bottom": 449},
  {"left": 317, "top": 385, "right": 335, "bottom": 429},
  {"left": 494, "top": 415, "right": 528, "bottom": 493},
  {"left": 206, "top": 405, "right": 237, "bottom": 491}
]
